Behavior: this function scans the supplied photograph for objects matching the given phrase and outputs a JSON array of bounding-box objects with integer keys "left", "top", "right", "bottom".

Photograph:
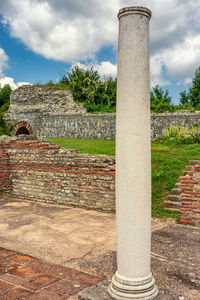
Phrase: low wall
[
  {"left": 0, "top": 144, "right": 12, "bottom": 196},
  {"left": 5, "top": 111, "right": 200, "bottom": 140},
  {"left": 179, "top": 161, "right": 200, "bottom": 227},
  {"left": 1, "top": 136, "right": 200, "bottom": 226},
  {"left": 0, "top": 136, "right": 115, "bottom": 211}
]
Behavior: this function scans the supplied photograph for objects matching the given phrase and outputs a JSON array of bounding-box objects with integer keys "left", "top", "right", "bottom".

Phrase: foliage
[
  {"left": 162, "top": 123, "right": 200, "bottom": 144},
  {"left": 179, "top": 90, "right": 189, "bottom": 105},
  {"left": 59, "top": 66, "right": 116, "bottom": 113},
  {"left": 150, "top": 85, "right": 174, "bottom": 113},
  {"left": 179, "top": 66, "right": 200, "bottom": 108},
  {"left": 0, "top": 85, "right": 12, "bottom": 106},
  {"left": 45, "top": 137, "right": 200, "bottom": 219},
  {"left": 0, "top": 85, "right": 13, "bottom": 136}
]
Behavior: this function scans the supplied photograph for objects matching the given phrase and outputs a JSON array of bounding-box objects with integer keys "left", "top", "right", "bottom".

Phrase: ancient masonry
[
  {"left": 179, "top": 160, "right": 200, "bottom": 227},
  {"left": 4, "top": 85, "right": 200, "bottom": 139},
  {"left": 0, "top": 135, "right": 115, "bottom": 212},
  {"left": 0, "top": 135, "right": 199, "bottom": 227}
]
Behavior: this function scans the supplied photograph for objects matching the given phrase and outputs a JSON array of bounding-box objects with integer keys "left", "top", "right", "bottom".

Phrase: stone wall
[
  {"left": 0, "top": 143, "right": 12, "bottom": 196},
  {"left": 179, "top": 161, "right": 200, "bottom": 227},
  {"left": 0, "top": 136, "right": 115, "bottom": 211},
  {"left": 1, "top": 135, "right": 200, "bottom": 226},
  {"left": 4, "top": 85, "right": 200, "bottom": 140}
]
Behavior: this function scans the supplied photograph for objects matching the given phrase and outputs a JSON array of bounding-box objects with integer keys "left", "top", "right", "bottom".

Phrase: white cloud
[
  {"left": 0, "top": 77, "right": 17, "bottom": 90},
  {"left": 150, "top": 55, "right": 170, "bottom": 87},
  {"left": 0, "top": 77, "right": 31, "bottom": 90},
  {"left": 0, "top": 48, "right": 8, "bottom": 77},
  {"left": 71, "top": 61, "right": 117, "bottom": 79},
  {"left": 0, "top": 0, "right": 200, "bottom": 86},
  {"left": 17, "top": 82, "right": 32, "bottom": 88}
]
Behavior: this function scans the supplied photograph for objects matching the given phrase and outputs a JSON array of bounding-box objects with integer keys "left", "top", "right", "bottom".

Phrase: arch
[{"left": 13, "top": 121, "right": 33, "bottom": 136}]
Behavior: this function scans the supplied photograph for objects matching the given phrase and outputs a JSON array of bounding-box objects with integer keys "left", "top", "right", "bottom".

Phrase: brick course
[
  {"left": 179, "top": 161, "right": 200, "bottom": 227},
  {"left": 0, "top": 136, "right": 115, "bottom": 212},
  {"left": 0, "top": 145, "right": 12, "bottom": 196}
]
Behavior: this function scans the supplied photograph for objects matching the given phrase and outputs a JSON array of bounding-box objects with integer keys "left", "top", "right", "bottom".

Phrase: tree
[
  {"left": 0, "top": 85, "right": 12, "bottom": 107},
  {"left": 150, "top": 85, "right": 173, "bottom": 113},
  {"left": 188, "top": 66, "right": 200, "bottom": 107},
  {"left": 179, "top": 66, "right": 200, "bottom": 108},
  {"left": 179, "top": 91, "right": 189, "bottom": 105},
  {"left": 59, "top": 66, "right": 116, "bottom": 113}
]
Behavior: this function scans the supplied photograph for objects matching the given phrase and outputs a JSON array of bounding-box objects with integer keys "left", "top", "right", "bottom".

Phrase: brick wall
[
  {"left": 0, "top": 145, "right": 12, "bottom": 196},
  {"left": 0, "top": 136, "right": 115, "bottom": 212},
  {"left": 179, "top": 161, "right": 200, "bottom": 227}
]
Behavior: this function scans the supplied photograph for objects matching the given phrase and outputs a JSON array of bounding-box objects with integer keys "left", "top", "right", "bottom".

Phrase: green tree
[
  {"left": 179, "top": 91, "right": 189, "bottom": 105},
  {"left": 59, "top": 66, "right": 116, "bottom": 113},
  {"left": 150, "top": 85, "right": 173, "bottom": 113},
  {"left": 0, "top": 84, "right": 12, "bottom": 106},
  {"left": 179, "top": 66, "right": 200, "bottom": 109},
  {"left": 0, "top": 84, "right": 12, "bottom": 136},
  {"left": 188, "top": 66, "right": 200, "bottom": 107}
]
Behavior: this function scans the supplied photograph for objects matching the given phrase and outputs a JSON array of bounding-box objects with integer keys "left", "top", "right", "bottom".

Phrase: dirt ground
[{"left": 0, "top": 197, "right": 199, "bottom": 299}]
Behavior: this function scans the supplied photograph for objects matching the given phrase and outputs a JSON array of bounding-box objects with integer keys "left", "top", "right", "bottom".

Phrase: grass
[
  {"left": 45, "top": 137, "right": 200, "bottom": 220},
  {"left": 45, "top": 137, "right": 115, "bottom": 156}
]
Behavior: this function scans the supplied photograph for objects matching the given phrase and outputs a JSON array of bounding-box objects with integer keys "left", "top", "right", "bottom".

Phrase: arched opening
[
  {"left": 13, "top": 121, "right": 33, "bottom": 136},
  {"left": 16, "top": 127, "right": 30, "bottom": 136}
]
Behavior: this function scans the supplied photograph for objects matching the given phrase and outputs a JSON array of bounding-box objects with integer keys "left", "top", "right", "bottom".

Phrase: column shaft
[{"left": 108, "top": 6, "right": 158, "bottom": 300}]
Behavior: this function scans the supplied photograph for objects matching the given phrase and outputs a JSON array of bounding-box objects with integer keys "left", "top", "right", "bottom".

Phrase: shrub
[{"left": 162, "top": 123, "right": 200, "bottom": 144}]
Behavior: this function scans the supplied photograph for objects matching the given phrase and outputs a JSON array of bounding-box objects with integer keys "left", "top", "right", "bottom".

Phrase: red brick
[
  {"left": 9, "top": 267, "right": 40, "bottom": 279},
  {"left": 0, "top": 287, "right": 31, "bottom": 300}
]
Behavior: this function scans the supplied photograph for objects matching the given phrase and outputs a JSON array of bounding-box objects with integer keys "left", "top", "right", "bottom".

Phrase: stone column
[{"left": 108, "top": 7, "right": 158, "bottom": 300}]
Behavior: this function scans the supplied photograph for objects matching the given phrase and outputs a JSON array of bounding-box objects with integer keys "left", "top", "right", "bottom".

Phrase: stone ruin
[{"left": 3, "top": 84, "right": 200, "bottom": 140}]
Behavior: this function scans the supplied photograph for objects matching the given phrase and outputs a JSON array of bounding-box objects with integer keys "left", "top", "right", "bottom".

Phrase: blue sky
[{"left": 0, "top": 0, "right": 199, "bottom": 104}]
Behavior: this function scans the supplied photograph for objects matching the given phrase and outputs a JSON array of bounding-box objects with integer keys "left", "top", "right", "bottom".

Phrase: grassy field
[{"left": 45, "top": 137, "right": 200, "bottom": 220}]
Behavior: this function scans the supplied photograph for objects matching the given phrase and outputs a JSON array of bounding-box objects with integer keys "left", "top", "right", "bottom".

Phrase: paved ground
[
  {"left": 0, "top": 247, "right": 102, "bottom": 299},
  {"left": 0, "top": 197, "right": 199, "bottom": 299}
]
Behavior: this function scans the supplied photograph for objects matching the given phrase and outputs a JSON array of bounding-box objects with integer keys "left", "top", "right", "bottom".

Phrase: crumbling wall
[
  {"left": 0, "top": 143, "right": 12, "bottom": 196},
  {"left": 179, "top": 161, "right": 200, "bottom": 227},
  {"left": 4, "top": 85, "right": 200, "bottom": 140},
  {"left": 0, "top": 136, "right": 115, "bottom": 211}
]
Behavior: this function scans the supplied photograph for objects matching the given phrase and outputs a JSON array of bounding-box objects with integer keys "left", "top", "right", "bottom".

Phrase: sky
[{"left": 0, "top": 0, "right": 200, "bottom": 104}]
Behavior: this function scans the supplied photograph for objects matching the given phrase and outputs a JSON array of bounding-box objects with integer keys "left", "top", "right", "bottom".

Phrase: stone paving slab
[
  {"left": 0, "top": 197, "right": 200, "bottom": 299},
  {"left": 0, "top": 247, "right": 102, "bottom": 299}
]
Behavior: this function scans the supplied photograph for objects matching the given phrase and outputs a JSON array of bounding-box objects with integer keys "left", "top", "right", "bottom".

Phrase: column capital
[{"left": 118, "top": 6, "right": 152, "bottom": 20}]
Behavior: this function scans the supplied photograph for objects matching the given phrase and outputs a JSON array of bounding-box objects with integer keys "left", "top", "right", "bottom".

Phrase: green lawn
[{"left": 45, "top": 137, "right": 200, "bottom": 220}]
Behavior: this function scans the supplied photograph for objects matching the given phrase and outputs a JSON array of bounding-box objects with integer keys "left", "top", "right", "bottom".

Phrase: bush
[
  {"left": 59, "top": 66, "right": 116, "bottom": 113},
  {"left": 162, "top": 123, "right": 200, "bottom": 144},
  {"left": 0, "top": 85, "right": 12, "bottom": 136}
]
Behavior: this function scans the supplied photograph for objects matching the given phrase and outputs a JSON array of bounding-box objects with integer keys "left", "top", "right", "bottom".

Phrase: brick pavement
[{"left": 0, "top": 247, "right": 103, "bottom": 299}]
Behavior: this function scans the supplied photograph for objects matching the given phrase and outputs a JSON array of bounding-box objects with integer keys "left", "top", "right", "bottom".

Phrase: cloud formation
[
  {"left": 0, "top": 48, "right": 8, "bottom": 77},
  {"left": 0, "top": 0, "right": 199, "bottom": 86},
  {"left": 0, "top": 76, "right": 31, "bottom": 90},
  {"left": 71, "top": 61, "right": 117, "bottom": 80}
]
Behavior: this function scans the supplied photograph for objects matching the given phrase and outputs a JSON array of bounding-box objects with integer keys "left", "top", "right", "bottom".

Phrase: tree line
[
  {"left": 56, "top": 65, "right": 200, "bottom": 113},
  {"left": 1, "top": 65, "right": 200, "bottom": 115}
]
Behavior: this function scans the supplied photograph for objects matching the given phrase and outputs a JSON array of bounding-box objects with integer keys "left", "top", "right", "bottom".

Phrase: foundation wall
[
  {"left": 179, "top": 161, "right": 200, "bottom": 227},
  {"left": 0, "top": 137, "right": 115, "bottom": 211}
]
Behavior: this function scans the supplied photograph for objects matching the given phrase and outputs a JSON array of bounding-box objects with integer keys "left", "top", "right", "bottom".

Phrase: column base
[{"left": 108, "top": 272, "right": 159, "bottom": 300}]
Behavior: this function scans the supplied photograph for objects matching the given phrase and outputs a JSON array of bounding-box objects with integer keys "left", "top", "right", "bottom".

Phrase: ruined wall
[
  {"left": 179, "top": 161, "right": 200, "bottom": 227},
  {"left": 0, "top": 142, "right": 12, "bottom": 196},
  {"left": 0, "top": 136, "right": 115, "bottom": 211},
  {"left": 4, "top": 85, "right": 200, "bottom": 140},
  {"left": 1, "top": 136, "right": 200, "bottom": 226}
]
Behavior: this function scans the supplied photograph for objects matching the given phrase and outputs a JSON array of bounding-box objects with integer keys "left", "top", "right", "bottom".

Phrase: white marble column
[{"left": 108, "top": 7, "right": 158, "bottom": 300}]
